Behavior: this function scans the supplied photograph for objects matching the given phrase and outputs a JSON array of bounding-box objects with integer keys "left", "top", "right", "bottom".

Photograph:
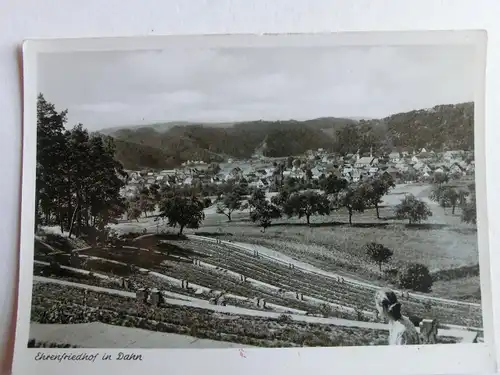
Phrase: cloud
[
  {"left": 37, "top": 45, "right": 478, "bottom": 130},
  {"left": 76, "top": 102, "right": 128, "bottom": 113}
]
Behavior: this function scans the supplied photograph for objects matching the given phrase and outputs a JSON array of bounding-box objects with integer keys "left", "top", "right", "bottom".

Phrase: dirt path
[{"left": 30, "top": 322, "right": 255, "bottom": 349}]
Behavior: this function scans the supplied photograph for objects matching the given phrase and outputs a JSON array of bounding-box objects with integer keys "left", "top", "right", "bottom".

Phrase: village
[{"left": 121, "top": 148, "right": 475, "bottom": 198}]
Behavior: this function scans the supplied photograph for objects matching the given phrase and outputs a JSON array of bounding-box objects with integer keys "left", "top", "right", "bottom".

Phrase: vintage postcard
[{"left": 13, "top": 32, "right": 494, "bottom": 375}]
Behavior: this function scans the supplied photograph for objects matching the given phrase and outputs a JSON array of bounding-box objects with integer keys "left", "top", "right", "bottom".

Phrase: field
[
  {"left": 30, "top": 182, "right": 483, "bottom": 348},
  {"left": 202, "top": 183, "right": 478, "bottom": 290}
]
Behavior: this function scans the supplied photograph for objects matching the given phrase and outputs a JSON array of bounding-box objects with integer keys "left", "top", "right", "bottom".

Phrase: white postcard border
[{"left": 13, "top": 31, "right": 495, "bottom": 375}]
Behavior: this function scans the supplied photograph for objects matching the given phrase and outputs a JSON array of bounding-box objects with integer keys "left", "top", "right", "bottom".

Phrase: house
[
  {"left": 342, "top": 164, "right": 354, "bottom": 176},
  {"left": 229, "top": 167, "right": 243, "bottom": 180},
  {"left": 183, "top": 176, "right": 193, "bottom": 185},
  {"left": 354, "top": 157, "right": 378, "bottom": 169},
  {"left": 395, "top": 162, "right": 409, "bottom": 172},
  {"left": 368, "top": 167, "right": 379, "bottom": 176},
  {"left": 388, "top": 151, "right": 401, "bottom": 163},
  {"left": 450, "top": 163, "right": 465, "bottom": 176},
  {"left": 413, "top": 162, "right": 431, "bottom": 174},
  {"left": 466, "top": 162, "right": 475, "bottom": 174},
  {"left": 257, "top": 179, "right": 270, "bottom": 189},
  {"left": 310, "top": 167, "right": 322, "bottom": 179},
  {"left": 160, "top": 169, "right": 177, "bottom": 176},
  {"left": 383, "top": 166, "right": 401, "bottom": 180}
]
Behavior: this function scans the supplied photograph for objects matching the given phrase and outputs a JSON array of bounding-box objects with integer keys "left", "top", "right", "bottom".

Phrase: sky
[{"left": 37, "top": 45, "right": 478, "bottom": 131}]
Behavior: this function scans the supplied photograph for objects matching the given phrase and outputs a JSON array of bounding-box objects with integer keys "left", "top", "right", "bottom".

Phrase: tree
[
  {"left": 127, "top": 199, "right": 142, "bottom": 222},
  {"left": 461, "top": 195, "right": 477, "bottom": 224},
  {"left": 365, "top": 242, "right": 393, "bottom": 272},
  {"left": 216, "top": 189, "right": 244, "bottom": 221},
  {"left": 433, "top": 171, "right": 449, "bottom": 185},
  {"left": 338, "top": 186, "right": 366, "bottom": 225},
  {"left": 286, "top": 156, "right": 294, "bottom": 169},
  {"left": 250, "top": 200, "right": 281, "bottom": 232},
  {"left": 158, "top": 195, "right": 205, "bottom": 235},
  {"left": 282, "top": 191, "right": 330, "bottom": 225},
  {"left": 399, "top": 263, "right": 433, "bottom": 292},
  {"left": 36, "top": 94, "right": 68, "bottom": 231},
  {"left": 320, "top": 174, "right": 348, "bottom": 195},
  {"left": 137, "top": 187, "right": 156, "bottom": 217},
  {"left": 429, "top": 185, "right": 446, "bottom": 204},
  {"left": 440, "top": 187, "right": 460, "bottom": 214},
  {"left": 209, "top": 162, "right": 221, "bottom": 175},
  {"left": 36, "top": 96, "right": 127, "bottom": 238},
  {"left": 248, "top": 188, "right": 267, "bottom": 213},
  {"left": 305, "top": 168, "right": 313, "bottom": 181},
  {"left": 363, "top": 177, "right": 395, "bottom": 219},
  {"left": 430, "top": 186, "right": 468, "bottom": 215},
  {"left": 203, "top": 197, "right": 212, "bottom": 208},
  {"left": 394, "top": 194, "right": 432, "bottom": 225}
]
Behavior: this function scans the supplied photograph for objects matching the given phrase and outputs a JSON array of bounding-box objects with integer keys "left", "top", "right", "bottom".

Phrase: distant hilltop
[{"left": 101, "top": 102, "right": 473, "bottom": 170}]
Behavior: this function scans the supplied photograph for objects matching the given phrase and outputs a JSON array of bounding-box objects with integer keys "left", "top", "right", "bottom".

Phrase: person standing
[{"left": 374, "top": 288, "right": 420, "bottom": 345}]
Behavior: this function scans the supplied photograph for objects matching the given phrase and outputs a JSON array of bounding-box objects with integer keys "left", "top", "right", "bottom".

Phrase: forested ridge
[{"left": 103, "top": 102, "right": 473, "bottom": 169}]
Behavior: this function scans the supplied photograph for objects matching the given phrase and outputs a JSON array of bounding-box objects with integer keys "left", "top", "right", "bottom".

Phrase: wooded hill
[{"left": 104, "top": 102, "right": 474, "bottom": 169}]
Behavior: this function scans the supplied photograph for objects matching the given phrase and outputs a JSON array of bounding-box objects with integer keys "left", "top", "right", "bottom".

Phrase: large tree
[
  {"left": 36, "top": 95, "right": 126, "bottom": 237},
  {"left": 461, "top": 194, "right": 477, "bottom": 224},
  {"left": 338, "top": 185, "right": 366, "bottom": 225},
  {"left": 248, "top": 188, "right": 267, "bottom": 214},
  {"left": 158, "top": 195, "right": 205, "bottom": 235},
  {"left": 363, "top": 177, "right": 395, "bottom": 219},
  {"left": 216, "top": 188, "right": 244, "bottom": 222},
  {"left": 394, "top": 194, "right": 432, "bottom": 225},
  {"left": 36, "top": 94, "right": 68, "bottom": 231},
  {"left": 282, "top": 190, "right": 330, "bottom": 225},
  {"left": 250, "top": 200, "right": 281, "bottom": 232}
]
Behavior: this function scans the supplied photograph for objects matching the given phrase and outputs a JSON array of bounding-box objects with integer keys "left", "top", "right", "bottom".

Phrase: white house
[
  {"left": 354, "top": 157, "right": 378, "bottom": 169},
  {"left": 388, "top": 151, "right": 401, "bottom": 163},
  {"left": 395, "top": 162, "right": 409, "bottom": 172}
]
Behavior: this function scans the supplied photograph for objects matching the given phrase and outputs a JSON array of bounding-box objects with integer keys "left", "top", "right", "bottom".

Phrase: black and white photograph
[{"left": 17, "top": 33, "right": 491, "bottom": 357}]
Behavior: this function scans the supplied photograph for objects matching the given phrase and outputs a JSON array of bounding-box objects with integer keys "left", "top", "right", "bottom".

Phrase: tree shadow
[
  {"left": 379, "top": 215, "right": 398, "bottom": 221},
  {"left": 269, "top": 221, "right": 345, "bottom": 228},
  {"left": 450, "top": 227, "right": 477, "bottom": 235},
  {"left": 404, "top": 223, "right": 449, "bottom": 230},
  {"left": 195, "top": 231, "right": 234, "bottom": 237},
  {"left": 349, "top": 223, "right": 392, "bottom": 229}
]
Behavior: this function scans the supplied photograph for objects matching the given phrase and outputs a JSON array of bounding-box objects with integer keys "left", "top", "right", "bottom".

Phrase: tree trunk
[
  {"left": 379, "top": 263, "right": 382, "bottom": 272},
  {"left": 375, "top": 203, "right": 380, "bottom": 219},
  {"left": 306, "top": 215, "right": 311, "bottom": 226},
  {"left": 178, "top": 225, "right": 185, "bottom": 235},
  {"left": 452, "top": 205, "right": 456, "bottom": 215},
  {"left": 227, "top": 212, "right": 232, "bottom": 222},
  {"left": 68, "top": 205, "right": 79, "bottom": 238},
  {"left": 348, "top": 208, "right": 353, "bottom": 225}
]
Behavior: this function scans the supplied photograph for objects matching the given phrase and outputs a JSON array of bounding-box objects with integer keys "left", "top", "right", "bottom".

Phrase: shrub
[
  {"left": 383, "top": 267, "right": 400, "bottom": 283},
  {"left": 203, "top": 197, "right": 212, "bottom": 208},
  {"left": 364, "top": 242, "right": 393, "bottom": 272},
  {"left": 398, "top": 263, "right": 433, "bottom": 292},
  {"left": 277, "top": 314, "right": 293, "bottom": 323}
]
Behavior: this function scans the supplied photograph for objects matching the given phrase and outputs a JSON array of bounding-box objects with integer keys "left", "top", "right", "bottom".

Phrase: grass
[
  {"left": 31, "top": 283, "right": 390, "bottom": 347},
  {"left": 432, "top": 276, "right": 482, "bottom": 302},
  {"left": 194, "top": 182, "right": 480, "bottom": 301},
  {"left": 36, "top": 235, "right": 482, "bottom": 327}
]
